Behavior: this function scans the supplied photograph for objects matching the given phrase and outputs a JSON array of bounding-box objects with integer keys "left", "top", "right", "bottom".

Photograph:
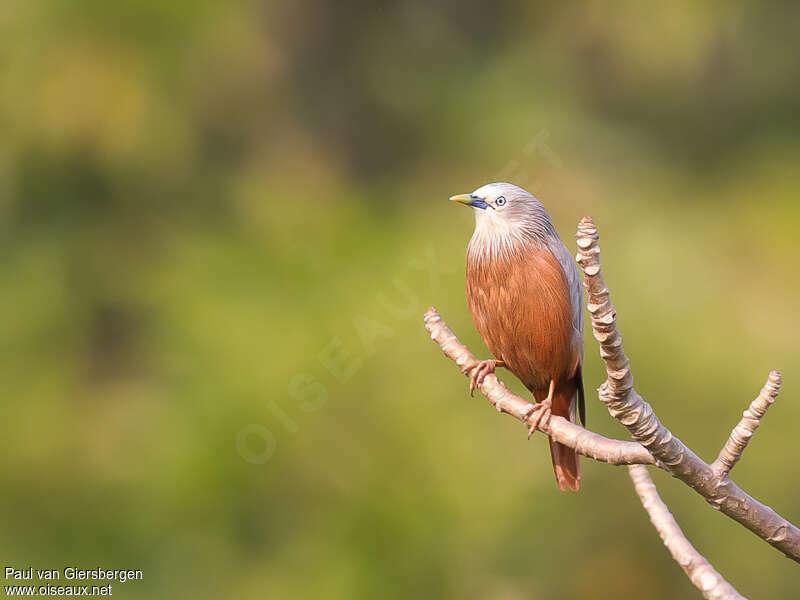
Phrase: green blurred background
[{"left": 1, "top": 1, "right": 798, "bottom": 598}]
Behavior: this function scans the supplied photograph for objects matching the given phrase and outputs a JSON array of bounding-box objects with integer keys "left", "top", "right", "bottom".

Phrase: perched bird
[{"left": 451, "top": 182, "right": 585, "bottom": 491}]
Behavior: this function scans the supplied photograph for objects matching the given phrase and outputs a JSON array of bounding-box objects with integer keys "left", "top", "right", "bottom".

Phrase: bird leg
[
  {"left": 468, "top": 359, "right": 506, "bottom": 396},
  {"left": 524, "top": 379, "right": 555, "bottom": 439}
]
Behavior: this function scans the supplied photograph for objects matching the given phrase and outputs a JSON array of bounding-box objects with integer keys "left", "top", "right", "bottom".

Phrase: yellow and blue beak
[{"left": 449, "top": 194, "right": 490, "bottom": 210}]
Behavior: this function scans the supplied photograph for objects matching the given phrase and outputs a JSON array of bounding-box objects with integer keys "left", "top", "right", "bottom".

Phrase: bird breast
[{"left": 466, "top": 240, "right": 579, "bottom": 392}]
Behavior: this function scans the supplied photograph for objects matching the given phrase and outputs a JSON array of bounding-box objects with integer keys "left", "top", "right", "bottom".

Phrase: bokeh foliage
[{"left": 1, "top": 1, "right": 799, "bottom": 598}]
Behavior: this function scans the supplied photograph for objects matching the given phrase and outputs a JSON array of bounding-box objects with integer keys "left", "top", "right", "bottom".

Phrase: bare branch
[
  {"left": 423, "top": 308, "right": 655, "bottom": 466},
  {"left": 424, "top": 306, "right": 749, "bottom": 596},
  {"left": 423, "top": 305, "right": 749, "bottom": 596},
  {"left": 712, "top": 371, "right": 782, "bottom": 477},
  {"left": 629, "top": 465, "right": 746, "bottom": 600},
  {"left": 575, "top": 216, "right": 800, "bottom": 563}
]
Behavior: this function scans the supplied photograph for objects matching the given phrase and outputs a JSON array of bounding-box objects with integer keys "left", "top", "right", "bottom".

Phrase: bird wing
[
  {"left": 547, "top": 237, "right": 584, "bottom": 346},
  {"left": 548, "top": 236, "right": 586, "bottom": 427}
]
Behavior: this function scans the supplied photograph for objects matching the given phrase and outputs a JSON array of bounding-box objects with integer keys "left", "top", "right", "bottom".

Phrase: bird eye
[{"left": 495, "top": 196, "right": 506, "bottom": 206}]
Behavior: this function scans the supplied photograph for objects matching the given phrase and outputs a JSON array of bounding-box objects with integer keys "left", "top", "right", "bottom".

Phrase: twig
[
  {"left": 629, "top": 465, "right": 746, "bottom": 600},
  {"left": 574, "top": 216, "right": 800, "bottom": 562},
  {"left": 712, "top": 371, "right": 782, "bottom": 477}
]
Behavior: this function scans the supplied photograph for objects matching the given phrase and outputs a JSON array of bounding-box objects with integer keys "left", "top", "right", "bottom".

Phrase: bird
[{"left": 450, "top": 182, "right": 585, "bottom": 491}]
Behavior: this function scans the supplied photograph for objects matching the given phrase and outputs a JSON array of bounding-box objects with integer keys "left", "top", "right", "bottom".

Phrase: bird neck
[{"left": 467, "top": 215, "right": 554, "bottom": 263}]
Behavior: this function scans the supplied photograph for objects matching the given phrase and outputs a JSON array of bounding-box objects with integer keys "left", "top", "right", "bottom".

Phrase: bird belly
[{"left": 466, "top": 245, "right": 578, "bottom": 393}]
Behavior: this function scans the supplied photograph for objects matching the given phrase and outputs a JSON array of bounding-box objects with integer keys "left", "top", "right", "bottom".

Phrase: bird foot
[
  {"left": 467, "top": 359, "right": 505, "bottom": 396},
  {"left": 523, "top": 399, "right": 552, "bottom": 439}
]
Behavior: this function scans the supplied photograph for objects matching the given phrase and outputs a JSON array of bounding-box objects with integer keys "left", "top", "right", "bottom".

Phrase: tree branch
[
  {"left": 424, "top": 306, "right": 745, "bottom": 598},
  {"left": 628, "top": 465, "right": 746, "bottom": 600},
  {"left": 712, "top": 371, "right": 782, "bottom": 477},
  {"left": 574, "top": 216, "right": 800, "bottom": 562},
  {"left": 423, "top": 308, "right": 656, "bottom": 466}
]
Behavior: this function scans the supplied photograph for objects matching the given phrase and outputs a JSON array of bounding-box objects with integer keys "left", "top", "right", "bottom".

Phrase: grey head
[{"left": 449, "top": 182, "right": 557, "bottom": 259}]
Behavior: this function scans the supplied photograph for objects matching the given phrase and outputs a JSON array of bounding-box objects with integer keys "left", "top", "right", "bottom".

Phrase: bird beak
[{"left": 449, "top": 194, "right": 490, "bottom": 210}]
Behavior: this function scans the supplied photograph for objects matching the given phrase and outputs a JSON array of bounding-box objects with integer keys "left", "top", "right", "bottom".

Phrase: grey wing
[
  {"left": 548, "top": 235, "right": 586, "bottom": 426},
  {"left": 547, "top": 237, "right": 584, "bottom": 355}
]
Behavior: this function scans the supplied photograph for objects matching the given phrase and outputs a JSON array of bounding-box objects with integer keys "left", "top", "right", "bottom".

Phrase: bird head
[{"left": 450, "top": 182, "right": 554, "bottom": 255}]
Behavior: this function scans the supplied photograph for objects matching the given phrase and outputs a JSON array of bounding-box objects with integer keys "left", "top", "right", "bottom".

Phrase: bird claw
[
  {"left": 524, "top": 399, "right": 552, "bottom": 439},
  {"left": 468, "top": 359, "right": 503, "bottom": 396}
]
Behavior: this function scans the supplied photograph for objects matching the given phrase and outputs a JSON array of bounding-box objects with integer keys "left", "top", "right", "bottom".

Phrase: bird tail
[
  {"left": 549, "top": 438, "right": 580, "bottom": 491},
  {"left": 548, "top": 382, "right": 581, "bottom": 491}
]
